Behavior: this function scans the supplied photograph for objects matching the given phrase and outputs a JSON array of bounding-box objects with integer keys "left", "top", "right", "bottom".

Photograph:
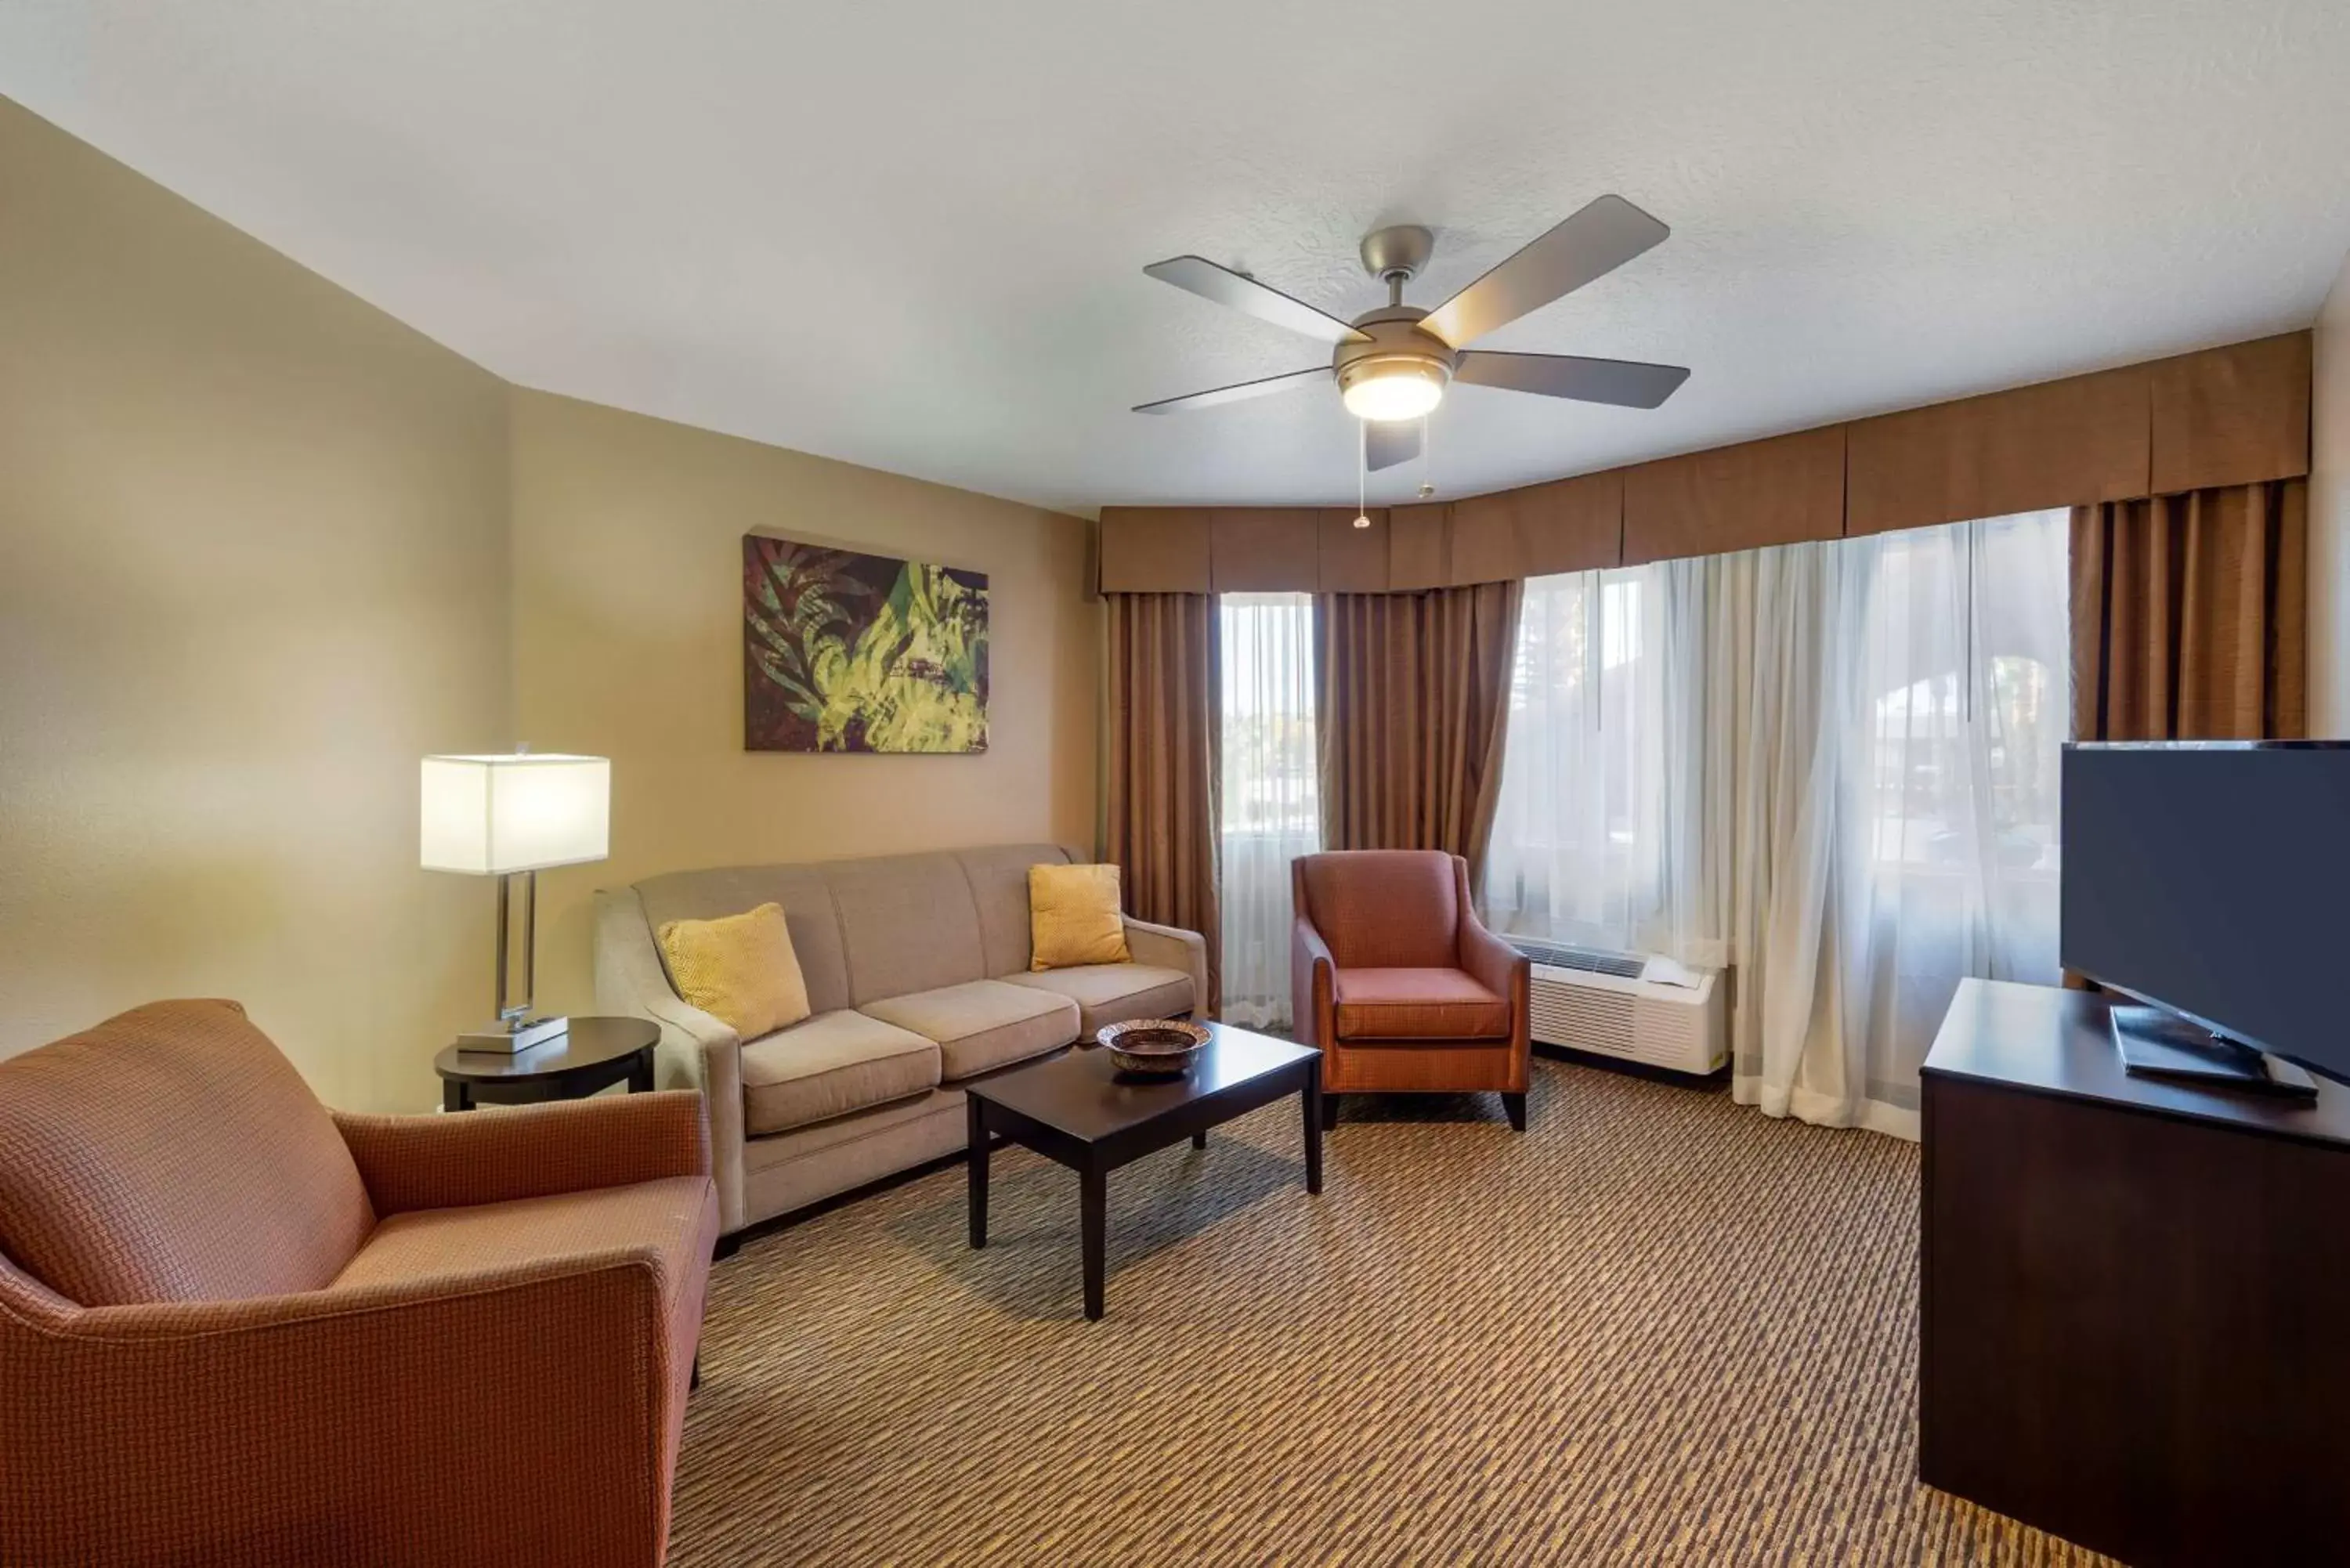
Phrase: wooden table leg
[
  {"left": 443, "top": 1078, "right": 470, "bottom": 1113},
  {"left": 1191, "top": 1130, "right": 1207, "bottom": 1150},
  {"left": 967, "top": 1097, "right": 989, "bottom": 1250},
  {"left": 1081, "top": 1165, "right": 1107, "bottom": 1321},
  {"left": 627, "top": 1048, "right": 656, "bottom": 1094},
  {"left": 1303, "top": 1060, "right": 1324, "bottom": 1196}
]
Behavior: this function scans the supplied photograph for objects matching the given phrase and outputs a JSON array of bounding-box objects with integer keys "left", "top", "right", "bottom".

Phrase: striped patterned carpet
[{"left": 669, "top": 1057, "right": 2114, "bottom": 1566}]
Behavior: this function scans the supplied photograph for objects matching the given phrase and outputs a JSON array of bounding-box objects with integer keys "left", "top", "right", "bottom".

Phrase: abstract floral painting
[{"left": 742, "top": 535, "right": 989, "bottom": 753}]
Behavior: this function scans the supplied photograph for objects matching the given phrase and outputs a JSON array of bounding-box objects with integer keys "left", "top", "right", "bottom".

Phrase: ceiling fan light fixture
[{"left": 1340, "top": 360, "right": 1446, "bottom": 423}]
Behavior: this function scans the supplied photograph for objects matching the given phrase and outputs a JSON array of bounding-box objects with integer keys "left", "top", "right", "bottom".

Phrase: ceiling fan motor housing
[{"left": 1332, "top": 305, "right": 1456, "bottom": 417}]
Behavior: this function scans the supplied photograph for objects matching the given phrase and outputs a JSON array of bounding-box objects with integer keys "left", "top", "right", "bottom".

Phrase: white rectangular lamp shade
[{"left": 421, "top": 754, "right": 610, "bottom": 875}]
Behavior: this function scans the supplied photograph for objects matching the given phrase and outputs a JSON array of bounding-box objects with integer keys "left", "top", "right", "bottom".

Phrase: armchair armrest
[
  {"left": 2, "top": 1252, "right": 684, "bottom": 1566},
  {"left": 334, "top": 1091, "right": 710, "bottom": 1216},
  {"left": 1456, "top": 865, "right": 1530, "bottom": 1060},
  {"left": 1458, "top": 915, "right": 1527, "bottom": 1003},
  {"left": 1450, "top": 851, "right": 1525, "bottom": 1003},
  {"left": 1292, "top": 915, "right": 1336, "bottom": 1049},
  {"left": 1122, "top": 916, "right": 1211, "bottom": 1020}
]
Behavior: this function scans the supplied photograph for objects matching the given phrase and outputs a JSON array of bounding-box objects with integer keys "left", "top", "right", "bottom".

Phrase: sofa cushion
[
  {"left": 826, "top": 854, "right": 992, "bottom": 1007},
  {"left": 0, "top": 999, "right": 376, "bottom": 1306},
  {"left": 656, "top": 901, "right": 812, "bottom": 1037},
  {"left": 636, "top": 862, "right": 854, "bottom": 1015},
  {"left": 1028, "top": 862, "right": 1132, "bottom": 970},
  {"left": 1002, "top": 963, "right": 1195, "bottom": 1036},
  {"left": 334, "top": 1175, "right": 716, "bottom": 1298},
  {"left": 739, "top": 1010, "right": 940, "bottom": 1136},
  {"left": 952, "top": 843, "right": 1080, "bottom": 976},
  {"left": 1333, "top": 967, "right": 1509, "bottom": 1041},
  {"left": 861, "top": 980, "right": 1078, "bottom": 1080}
]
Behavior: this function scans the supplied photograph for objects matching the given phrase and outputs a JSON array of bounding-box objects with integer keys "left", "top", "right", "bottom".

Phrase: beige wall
[
  {"left": 508, "top": 389, "right": 1100, "bottom": 1017},
  {"left": 0, "top": 99, "right": 1104, "bottom": 1110},
  {"left": 2312, "top": 247, "right": 2350, "bottom": 736},
  {"left": 0, "top": 97, "right": 512, "bottom": 1111}
]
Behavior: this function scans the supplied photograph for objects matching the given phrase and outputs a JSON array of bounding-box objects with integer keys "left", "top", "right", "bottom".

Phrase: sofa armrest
[
  {"left": 597, "top": 886, "right": 749, "bottom": 1233},
  {"left": 2, "top": 1252, "right": 686, "bottom": 1566},
  {"left": 1123, "top": 916, "right": 1210, "bottom": 1020},
  {"left": 334, "top": 1092, "right": 710, "bottom": 1216}
]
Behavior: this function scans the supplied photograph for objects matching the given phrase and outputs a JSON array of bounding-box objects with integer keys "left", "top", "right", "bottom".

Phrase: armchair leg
[
  {"left": 1502, "top": 1092, "right": 1528, "bottom": 1133},
  {"left": 1320, "top": 1093, "right": 1342, "bottom": 1133},
  {"left": 690, "top": 1356, "right": 701, "bottom": 1392}
]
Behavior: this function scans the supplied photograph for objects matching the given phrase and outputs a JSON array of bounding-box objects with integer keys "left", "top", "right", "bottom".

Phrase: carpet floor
[{"left": 668, "top": 1057, "right": 2115, "bottom": 1566}]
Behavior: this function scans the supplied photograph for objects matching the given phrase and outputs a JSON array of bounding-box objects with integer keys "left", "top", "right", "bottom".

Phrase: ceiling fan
[{"left": 1133, "top": 194, "right": 1690, "bottom": 472}]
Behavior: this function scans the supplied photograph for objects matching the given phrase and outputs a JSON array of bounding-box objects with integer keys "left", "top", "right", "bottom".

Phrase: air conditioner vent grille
[{"left": 1509, "top": 938, "right": 1645, "bottom": 981}]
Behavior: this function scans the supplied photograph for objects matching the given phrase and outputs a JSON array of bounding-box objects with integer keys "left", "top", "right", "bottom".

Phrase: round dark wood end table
[{"left": 435, "top": 1017, "right": 661, "bottom": 1111}]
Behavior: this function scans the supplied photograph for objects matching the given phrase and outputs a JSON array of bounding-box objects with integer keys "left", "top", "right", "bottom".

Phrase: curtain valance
[{"left": 1097, "top": 331, "right": 2310, "bottom": 594}]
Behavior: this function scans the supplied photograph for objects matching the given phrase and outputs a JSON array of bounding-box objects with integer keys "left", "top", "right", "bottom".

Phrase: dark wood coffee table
[{"left": 964, "top": 1022, "right": 1322, "bottom": 1321}]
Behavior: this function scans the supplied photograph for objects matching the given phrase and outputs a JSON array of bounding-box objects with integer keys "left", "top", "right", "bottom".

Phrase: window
[
  {"left": 1856, "top": 518, "right": 2062, "bottom": 881},
  {"left": 1482, "top": 567, "right": 1664, "bottom": 950},
  {"left": 1218, "top": 593, "right": 1318, "bottom": 1029},
  {"left": 1483, "top": 509, "right": 2069, "bottom": 1132},
  {"left": 1838, "top": 511, "right": 2068, "bottom": 1102}
]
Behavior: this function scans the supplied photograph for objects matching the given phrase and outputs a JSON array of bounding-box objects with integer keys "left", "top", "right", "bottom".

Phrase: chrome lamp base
[
  {"left": 456, "top": 869, "right": 569, "bottom": 1054},
  {"left": 455, "top": 1013, "right": 572, "bottom": 1054}
]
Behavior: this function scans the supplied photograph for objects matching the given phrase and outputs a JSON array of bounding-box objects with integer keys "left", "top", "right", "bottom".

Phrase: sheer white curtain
[
  {"left": 1661, "top": 514, "right": 2069, "bottom": 1135},
  {"left": 1483, "top": 569, "right": 1665, "bottom": 948},
  {"left": 1490, "top": 512, "right": 2069, "bottom": 1136},
  {"left": 1218, "top": 593, "right": 1318, "bottom": 1029},
  {"left": 1818, "top": 512, "right": 2068, "bottom": 1127},
  {"left": 1647, "top": 541, "right": 1853, "bottom": 1118}
]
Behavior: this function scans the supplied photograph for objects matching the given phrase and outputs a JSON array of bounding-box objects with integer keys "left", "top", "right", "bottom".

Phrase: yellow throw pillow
[
  {"left": 657, "top": 902, "right": 812, "bottom": 1038},
  {"left": 1029, "top": 863, "right": 1131, "bottom": 970}
]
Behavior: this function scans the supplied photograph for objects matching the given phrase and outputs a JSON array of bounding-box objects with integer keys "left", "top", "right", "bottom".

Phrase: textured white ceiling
[{"left": 6, "top": 0, "right": 2350, "bottom": 517}]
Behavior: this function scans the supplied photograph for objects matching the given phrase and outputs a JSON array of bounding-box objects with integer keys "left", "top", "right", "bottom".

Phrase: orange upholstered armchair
[
  {"left": 1291, "top": 850, "right": 1532, "bottom": 1130},
  {"left": 0, "top": 999, "right": 718, "bottom": 1568}
]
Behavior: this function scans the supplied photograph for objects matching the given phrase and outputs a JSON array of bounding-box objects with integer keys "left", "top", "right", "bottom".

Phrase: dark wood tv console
[{"left": 1921, "top": 979, "right": 2350, "bottom": 1566}]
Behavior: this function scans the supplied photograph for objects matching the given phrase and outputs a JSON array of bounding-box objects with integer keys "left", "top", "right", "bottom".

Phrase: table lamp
[{"left": 421, "top": 752, "right": 611, "bottom": 1053}]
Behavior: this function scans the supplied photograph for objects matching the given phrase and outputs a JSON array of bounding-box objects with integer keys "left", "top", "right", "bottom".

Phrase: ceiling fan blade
[
  {"left": 1420, "top": 195, "right": 1670, "bottom": 349},
  {"left": 1454, "top": 351, "right": 1690, "bottom": 409},
  {"left": 1132, "top": 366, "right": 1329, "bottom": 414},
  {"left": 1365, "top": 420, "right": 1422, "bottom": 471},
  {"left": 1144, "top": 256, "right": 1372, "bottom": 345}
]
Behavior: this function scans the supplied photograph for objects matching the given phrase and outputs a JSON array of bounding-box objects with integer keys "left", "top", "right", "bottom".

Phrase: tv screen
[{"left": 2062, "top": 741, "right": 2350, "bottom": 1086}]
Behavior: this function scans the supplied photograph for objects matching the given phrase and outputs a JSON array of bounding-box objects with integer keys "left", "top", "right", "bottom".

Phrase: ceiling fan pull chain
[{"left": 1354, "top": 419, "right": 1370, "bottom": 529}]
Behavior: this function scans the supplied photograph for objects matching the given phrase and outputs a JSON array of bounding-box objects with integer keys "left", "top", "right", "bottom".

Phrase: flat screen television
[{"left": 2061, "top": 740, "right": 2350, "bottom": 1096}]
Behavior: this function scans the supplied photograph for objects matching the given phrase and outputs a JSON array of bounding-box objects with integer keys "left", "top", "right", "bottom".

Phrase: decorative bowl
[{"left": 1097, "top": 1018, "right": 1211, "bottom": 1076}]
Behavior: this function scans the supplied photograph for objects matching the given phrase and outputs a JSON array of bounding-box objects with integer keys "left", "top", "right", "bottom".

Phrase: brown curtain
[
  {"left": 2070, "top": 479, "right": 2307, "bottom": 740},
  {"left": 1104, "top": 593, "right": 1221, "bottom": 1014},
  {"left": 1317, "top": 580, "right": 1524, "bottom": 880}
]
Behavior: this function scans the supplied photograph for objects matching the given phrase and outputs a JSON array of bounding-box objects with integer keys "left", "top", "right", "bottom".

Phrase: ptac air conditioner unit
[{"left": 1515, "top": 939, "right": 1727, "bottom": 1076}]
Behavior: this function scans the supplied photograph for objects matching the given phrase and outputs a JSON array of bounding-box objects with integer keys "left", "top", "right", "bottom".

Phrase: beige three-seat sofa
[{"left": 595, "top": 844, "right": 1208, "bottom": 1240}]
